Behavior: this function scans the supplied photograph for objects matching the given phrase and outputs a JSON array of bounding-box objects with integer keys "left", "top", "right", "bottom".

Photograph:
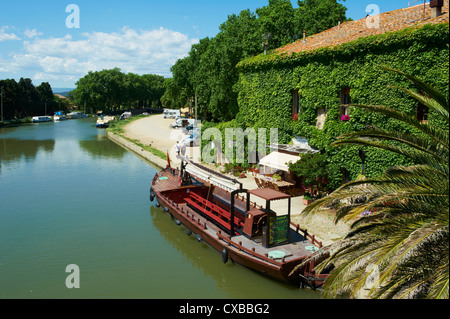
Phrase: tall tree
[
  {"left": 296, "top": 0, "right": 350, "bottom": 36},
  {"left": 256, "top": 0, "right": 296, "bottom": 49}
]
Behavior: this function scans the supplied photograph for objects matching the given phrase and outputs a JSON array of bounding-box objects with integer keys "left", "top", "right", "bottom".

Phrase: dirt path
[{"left": 123, "top": 114, "right": 200, "bottom": 166}]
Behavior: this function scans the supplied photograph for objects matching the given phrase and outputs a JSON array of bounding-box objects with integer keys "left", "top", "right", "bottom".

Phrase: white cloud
[
  {"left": 24, "top": 28, "right": 43, "bottom": 39},
  {"left": 2, "top": 26, "right": 198, "bottom": 86},
  {"left": 0, "top": 26, "right": 21, "bottom": 41}
]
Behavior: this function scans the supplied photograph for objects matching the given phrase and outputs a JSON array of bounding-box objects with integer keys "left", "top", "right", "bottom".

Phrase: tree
[
  {"left": 295, "top": 0, "right": 350, "bottom": 37},
  {"left": 256, "top": 0, "right": 296, "bottom": 49},
  {"left": 296, "top": 68, "right": 449, "bottom": 299},
  {"left": 73, "top": 69, "right": 165, "bottom": 112},
  {"left": 288, "top": 152, "right": 331, "bottom": 195},
  {"left": 164, "top": 2, "right": 350, "bottom": 123}
]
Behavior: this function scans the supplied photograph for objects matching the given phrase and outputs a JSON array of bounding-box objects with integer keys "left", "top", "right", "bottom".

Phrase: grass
[
  {"left": 107, "top": 114, "right": 167, "bottom": 161},
  {"left": 0, "top": 117, "right": 32, "bottom": 127}
]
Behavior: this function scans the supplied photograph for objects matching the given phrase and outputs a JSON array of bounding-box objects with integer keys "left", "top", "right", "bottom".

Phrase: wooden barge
[{"left": 150, "top": 157, "right": 329, "bottom": 288}]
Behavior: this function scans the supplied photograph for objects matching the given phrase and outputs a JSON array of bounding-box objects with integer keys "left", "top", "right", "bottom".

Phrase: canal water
[{"left": 0, "top": 118, "right": 320, "bottom": 299}]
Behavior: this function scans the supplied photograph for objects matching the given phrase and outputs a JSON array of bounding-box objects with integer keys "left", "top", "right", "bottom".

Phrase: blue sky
[{"left": 0, "top": 0, "right": 423, "bottom": 88}]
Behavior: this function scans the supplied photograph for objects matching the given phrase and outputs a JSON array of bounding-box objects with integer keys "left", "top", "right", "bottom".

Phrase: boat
[
  {"left": 53, "top": 111, "right": 66, "bottom": 121},
  {"left": 96, "top": 116, "right": 115, "bottom": 128},
  {"left": 150, "top": 156, "right": 330, "bottom": 288},
  {"left": 32, "top": 116, "right": 53, "bottom": 123},
  {"left": 66, "top": 112, "right": 84, "bottom": 119}
]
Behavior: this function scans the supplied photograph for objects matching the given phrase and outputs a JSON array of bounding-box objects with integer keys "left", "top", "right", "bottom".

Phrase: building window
[
  {"left": 416, "top": 102, "right": 429, "bottom": 124},
  {"left": 292, "top": 89, "right": 300, "bottom": 117},
  {"left": 339, "top": 87, "right": 351, "bottom": 119},
  {"left": 342, "top": 168, "right": 351, "bottom": 184}
]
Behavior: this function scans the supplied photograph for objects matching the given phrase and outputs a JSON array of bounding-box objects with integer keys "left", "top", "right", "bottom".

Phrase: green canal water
[{"left": 0, "top": 118, "right": 320, "bottom": 299}]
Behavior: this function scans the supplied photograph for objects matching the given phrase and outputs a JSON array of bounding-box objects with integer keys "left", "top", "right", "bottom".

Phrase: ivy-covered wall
[{"left": 231, "top": 22, "right": 449, "bottom": 189}]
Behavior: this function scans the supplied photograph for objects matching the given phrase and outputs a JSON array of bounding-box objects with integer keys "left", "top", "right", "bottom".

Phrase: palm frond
[
  {"left": 383, "top": 66, "right": 449, "bottom": 112},
  {"left": 303, "top": 68, "right": 449, "bottom": 299}
]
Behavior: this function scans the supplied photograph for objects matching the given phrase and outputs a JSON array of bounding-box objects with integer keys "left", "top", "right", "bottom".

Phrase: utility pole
[
  {"left": 194, "top": 93, "right": 198, "bottom": 126},
  {"left": 1, "top": 86, "right": 4, "bottom": 122}
]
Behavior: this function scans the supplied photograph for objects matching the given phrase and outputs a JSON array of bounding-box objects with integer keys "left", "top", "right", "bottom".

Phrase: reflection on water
[
  {"left": 0, "top": 138, "right": 55, "bottom": 165},
  {"left": 79, "top": 136, "right": 127, "bottom": 159},
  {"left": 148, "top": 205, "right": 320, "bottom": 299}
]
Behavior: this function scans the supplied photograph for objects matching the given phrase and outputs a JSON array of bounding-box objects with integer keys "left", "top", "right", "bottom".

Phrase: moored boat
[
  {"left": 32, "top": 116, "right": 53, "bottom": 123},
  {"left": 53, "top": 111, "right": 66, "bottom": 121},
  {"left": 150, "top": 156, "right": 330, "bottom": 288},
  {"left": 96, "top": 116, "right": 115, "bottom": 128},
  {"left": 66, "top": 112, "right": 84, "bottom": 119}
]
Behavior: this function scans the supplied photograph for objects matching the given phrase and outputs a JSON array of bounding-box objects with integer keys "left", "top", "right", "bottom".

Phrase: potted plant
[{"left": 303, "top": 192, "right": 313, "bottom": 205}]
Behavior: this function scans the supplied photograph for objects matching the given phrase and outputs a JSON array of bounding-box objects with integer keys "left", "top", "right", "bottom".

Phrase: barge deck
[{"left": 150, "top": 158, "right": 329, "bottom": 287}]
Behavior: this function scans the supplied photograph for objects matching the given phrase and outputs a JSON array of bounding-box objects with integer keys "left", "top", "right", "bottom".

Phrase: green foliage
[
  {"left": 288, "top": 152, "right": 331, "bottom": 192},
  {"left": 296, "top": 0, "right": 350, "bottom": 36},
  {"left": 72, "top": 68, "right": 165, "bottom": 113},
  {"left": 0, "top": 78, "right": 68, "bottom": 120},
  {"left": 164, "top": 1, "right": 351, "bottom": 122},
  {"left": 235, "top": 23, "right": 449, "bottom": 189},
  {"left": 300, "top": 68, "right": 449, "bottom": 299}
]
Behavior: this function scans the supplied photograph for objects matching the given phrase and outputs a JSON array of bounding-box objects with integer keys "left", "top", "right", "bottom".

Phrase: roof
[
  {"left": 248, "top": 188, "right": 291, "bottom": 201},
  {"left": 259, "top": 151, "right": 301, "bottom": 172},
  {"left": 269, "top": 143, "right": 319, "bottom": 155},
  {"left": 277, "top": 1, "right": 449, "bottom": 56}
]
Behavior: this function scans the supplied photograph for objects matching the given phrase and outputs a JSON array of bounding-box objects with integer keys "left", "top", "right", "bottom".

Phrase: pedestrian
[
  {"left": 181, "top": 143, "right": 186, "bottom": 157},
  {"left": 175, "top": 141, "right": 181, "bottom": 156}
]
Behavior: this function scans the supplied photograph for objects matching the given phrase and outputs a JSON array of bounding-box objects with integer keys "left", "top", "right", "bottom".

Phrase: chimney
[
  {"left": 303, "top": 30, "right": 306, "bottom": 43},
  {"left": 430, "top": 0, "right": 444, "bottom": 18}
]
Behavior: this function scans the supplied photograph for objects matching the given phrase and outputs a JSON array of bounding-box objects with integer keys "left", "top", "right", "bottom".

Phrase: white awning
[
  {"left": 185, "top": 162, "right": 242, "bottom": 193},
  {"left": 258, "top": 151, "right": 300, "bottom": 172}
]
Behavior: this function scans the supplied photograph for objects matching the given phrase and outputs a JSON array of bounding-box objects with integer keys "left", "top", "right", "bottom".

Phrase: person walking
[
  {"left": 175, "top": 141, "right": 181, "bottom": 156},
  {"left": 181, "top": 142, "right": 186, "bottom": 157}
]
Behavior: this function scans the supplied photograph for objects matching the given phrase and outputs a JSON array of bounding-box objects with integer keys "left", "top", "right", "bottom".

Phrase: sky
[{"left": 0, "top": 0, "right": 425, "bottom": 89}]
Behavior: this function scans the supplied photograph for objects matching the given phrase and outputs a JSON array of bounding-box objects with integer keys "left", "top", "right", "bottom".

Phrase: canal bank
[
  {"left": 107, "top": 130, "right": 167, "bottom": 170},
  {"left": 107, "top": 116, "right": 350, "bottom": 247}
]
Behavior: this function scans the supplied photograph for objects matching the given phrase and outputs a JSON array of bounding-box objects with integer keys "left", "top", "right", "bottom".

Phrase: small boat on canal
[
  {"left": 96, "top": 115, "right": 115, "bottom": 128},
  {"left": 150, "top": 156, "right": 330, "bottom": 288},
  {"left": 32, "top": 116, "right": 53, "bottom": 123}
]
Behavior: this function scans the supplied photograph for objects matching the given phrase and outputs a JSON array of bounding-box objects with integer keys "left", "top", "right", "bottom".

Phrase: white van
[
  {"left": 170, "top": 118, "right": 196, "bottom": 129},
  {"left": 163, "top": 109, "right": 181, "bottom": 119}
]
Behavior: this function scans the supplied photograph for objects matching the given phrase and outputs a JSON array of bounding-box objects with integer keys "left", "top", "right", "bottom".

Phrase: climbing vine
[{"left": 203, "top": 23, "right": 449, "bottom": 190}]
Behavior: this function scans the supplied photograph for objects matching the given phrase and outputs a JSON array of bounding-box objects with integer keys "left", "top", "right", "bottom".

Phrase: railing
[
  {"left": 186, "top": 192, "right": 244, "bottom": 231},
  {"left": 290, "top": 222, "right": 323, "bottom": 248},
  {"left": 216, "top": 231, "right": 297, "bottom": 267}
]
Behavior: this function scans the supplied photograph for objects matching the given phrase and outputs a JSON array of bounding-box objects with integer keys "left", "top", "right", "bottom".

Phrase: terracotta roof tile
[{"left": 277, "top": 0, "right": 449, "bottom": 55}]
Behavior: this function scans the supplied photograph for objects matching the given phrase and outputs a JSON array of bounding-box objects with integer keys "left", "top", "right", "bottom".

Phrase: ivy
[{"left": 205, "top": 23, "right": 449, "bottom": 190}]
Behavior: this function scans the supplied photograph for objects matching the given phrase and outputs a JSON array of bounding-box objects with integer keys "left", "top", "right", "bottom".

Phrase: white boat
[
  {"left": 96, "top": 116, "right": 115, "bottom": 128},
  {"left": 32, "top": 116, "right": 53, "bottom": 123},
  {"left": 53, "top": 112, "right": 66, "bottom": 121},
  {"left": 66, "top": 112, "right": 84, "bottom": 119}
]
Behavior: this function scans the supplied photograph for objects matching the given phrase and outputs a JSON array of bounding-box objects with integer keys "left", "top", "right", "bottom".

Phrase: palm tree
[{"left": 297, "top": 68, "right": 449, "bottom": 299}]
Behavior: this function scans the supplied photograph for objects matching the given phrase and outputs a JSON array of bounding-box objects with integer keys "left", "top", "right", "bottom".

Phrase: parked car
[
  {"left": 163, "top": 109, "right": 180, "bottom": 119},
  {"left": 182, "top": 133, "right": 200, "bottom": 147},
  {"left": 170, "top": 118, "right": 196, "bottom": 129}
]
